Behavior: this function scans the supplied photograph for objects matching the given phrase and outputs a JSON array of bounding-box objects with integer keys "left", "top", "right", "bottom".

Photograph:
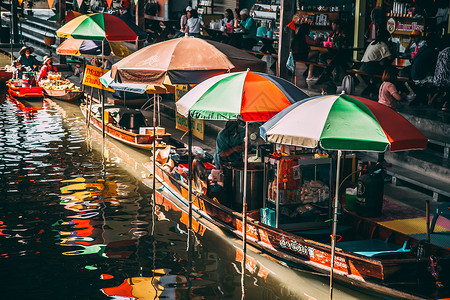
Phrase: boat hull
[
  {"left": 7, "top": 81, "right": 43, "bottom": 100},
  {"left": 43, "top": 88, "right": 84, "bottom": 102},
  {"left": 0, "top": 70, "right": 12, "bottom": 83},
  {"left": 147, "top": 161, "right": 450, "bottom": 299},
  {"left": 80, "top": 104, "right": 170, "bottom": 151}
]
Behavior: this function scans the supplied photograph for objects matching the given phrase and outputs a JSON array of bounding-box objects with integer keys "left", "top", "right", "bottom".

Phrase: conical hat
[{"left": 19, "top": 46, "right": 35, "bottom": 56}]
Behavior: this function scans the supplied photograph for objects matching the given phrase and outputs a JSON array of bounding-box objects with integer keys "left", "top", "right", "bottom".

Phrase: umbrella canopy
[
  {"left": 57, "top": 37, "right": 132, "bottom": 58},
  {"left": 100, "top": 70, "right": 175, "bottom": 94},
  {"left": 261, "top": 94, "right": 428, "bottom": 152},
  {"left": 56, "top": 13, "right": 145, "bottom": 41},
  {"left": 110, "top": 36, "right": 267, "bottom": 86},
  {"left": 176, "top": 70, "right": 309, "bottom": 122},
  {"left": 65, "top": 11, "right": 82, "bottom": 23}
]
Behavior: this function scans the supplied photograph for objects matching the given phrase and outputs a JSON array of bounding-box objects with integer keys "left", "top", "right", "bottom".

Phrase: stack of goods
[
  {"left": 40, "top": 79, "right": 81, "bottom": 91},
  {"left": 299, "top": 180, "right": 329, "bottom": 203}
]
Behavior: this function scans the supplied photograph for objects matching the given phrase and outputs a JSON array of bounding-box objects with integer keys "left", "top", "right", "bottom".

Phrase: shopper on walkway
[
  {"left": 221, "top": 9, "right": 235, "bottom": 33},
  {"left": 184, "top": 9, "right": 205, "bottom": 38},
  {"left": 291, "top": 23, "right": 321, "bottom": 81},
  {"left": 173, "top": 6, "right": 191, "bottom": 38},
  {"left": 360, "top": 29, "right": 392, "bottom": 97},
  {"left": 234, "top": 8, "right": 257, "bottom": 50},
  {"left": 378, "top": 66, "right": 403, "bottom": 110},
  {"left": 433, "top": 46, "right": 450, "bottom": 110}
]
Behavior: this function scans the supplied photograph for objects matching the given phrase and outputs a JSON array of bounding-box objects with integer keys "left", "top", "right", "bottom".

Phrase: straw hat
[
  {"left": 43, "top": 56, "right": 55, "bottom": 65},
  {"left": 19, "top": 46, "right": 34, "bottom": 56}
]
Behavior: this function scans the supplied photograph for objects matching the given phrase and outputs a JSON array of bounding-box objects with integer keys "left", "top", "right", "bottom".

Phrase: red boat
[
  {"left": 7, "top": 80, "right": 44, "bottom": 100},
  {"left": 0, "top": 69, "right": 13, "bottom": 83},
  {"left": 144, "top": 149, "right": 450, "bottom": 299}
]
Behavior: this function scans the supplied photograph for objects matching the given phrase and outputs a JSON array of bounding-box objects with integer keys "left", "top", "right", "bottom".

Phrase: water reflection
[{"left": 0, "top": 95, "right": 375, "bottom": 299}]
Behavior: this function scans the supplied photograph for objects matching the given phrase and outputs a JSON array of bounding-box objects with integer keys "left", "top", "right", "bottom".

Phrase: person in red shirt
[{"left": 37, "top": 56, "right": 58, "bottom": 82}]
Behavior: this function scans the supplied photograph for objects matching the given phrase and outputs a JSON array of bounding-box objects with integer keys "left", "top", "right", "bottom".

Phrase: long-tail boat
[
  {"left": 7, "top": 80, "right": 43, "bottom": 100},
  {"left": 143, "top": 147, "right": 450, "bottom": 299},
  {"left": 80, "top": 103, "right": 171, "bottom": 151}
]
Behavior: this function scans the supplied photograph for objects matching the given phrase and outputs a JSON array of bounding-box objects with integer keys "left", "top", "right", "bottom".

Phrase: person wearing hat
[
  {"left": 17, "top": 46, "right": 40, "bottom": 70},
  {"left": 37, "top": 56, "right": 58, "bottom": 82}
]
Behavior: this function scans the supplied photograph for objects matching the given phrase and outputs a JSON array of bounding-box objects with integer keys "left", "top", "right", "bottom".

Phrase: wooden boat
[
  {"left": 144, "top": 150, "right": 450, "bottom": 299},
  {"left": 7, "top": 80, "right": 43, "bottom": 100},
  {"left": 80, "top": 103, "right": 171, "bottom": 151},
  {"left": 0, "top": 69, "right": 13, "bottom": 83},
  {"left": 43, "top": 88, "right": 84, "bottom": 102}
]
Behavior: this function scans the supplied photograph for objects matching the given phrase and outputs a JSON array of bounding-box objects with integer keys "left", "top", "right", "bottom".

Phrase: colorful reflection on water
[
  {"left": 0, "top": 90, "right": 379, "bottom": 300},
  {"left": 0, "top": 96, "right": 321, "bottom": 300}
]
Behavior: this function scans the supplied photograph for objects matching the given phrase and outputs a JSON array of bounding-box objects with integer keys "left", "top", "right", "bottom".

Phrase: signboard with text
[
  {"left": 175, "top": 85, "right": 204, "bottom": 140},
  {"left": 82, "top": 65, "right": 114, "bottom": 92}
]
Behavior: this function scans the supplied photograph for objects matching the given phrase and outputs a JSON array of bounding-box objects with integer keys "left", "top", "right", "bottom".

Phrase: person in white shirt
[
  {"left": 361, "top": 29, "right": 392, "bottom": 75},
  {"left": 360, "top": 29, "right": 393, "bottom": 97},
  {"left": 184, "top": 9, "right": 205, "bottom": 38}
]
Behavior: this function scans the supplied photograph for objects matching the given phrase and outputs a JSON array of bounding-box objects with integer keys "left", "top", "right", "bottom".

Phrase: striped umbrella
[
  {"left": 56, "top": 13, "right": 145, "bottom": 41},
  {"left": 261, "top": 93, "right": 427, "bottom": 298},
  {"left": 176, "top": 70, "right": 308, "bottom": 122},
  {"left": 177, "top": 70, "right": 309, "bottom": 262},
  {"left": 57, "top": 37, "right": 132, "bottom": 58},
  {"left": 261, "top": 94, "right": 428, "bottom": 151}
]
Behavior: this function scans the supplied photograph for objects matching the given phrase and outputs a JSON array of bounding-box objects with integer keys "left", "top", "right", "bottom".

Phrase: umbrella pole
[
  {"left": 241, "top": 121, "right": 249, "bottom": 296},
  {"left": 329, "top": 150, "right": 342, "bottom": 300},
  {"left": 152, "top": 94, "right": 156, "bottom": 195},
  {"left": 188, "top": 112, "right": 193, "bottom": 230},
  {"left": 101, "top": 41, "right": 105, "bottom": 137}
]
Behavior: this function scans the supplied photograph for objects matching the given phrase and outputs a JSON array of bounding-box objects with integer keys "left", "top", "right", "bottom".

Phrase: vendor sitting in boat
[
  {"left": 37, "top": 56, "right": 58, "bottom": 82},
  {"left": 214, "top": 120, "right": 245, "bottom": 169},
  {"left": 17, "top": 46, "right": 40, "bottom": 71}
]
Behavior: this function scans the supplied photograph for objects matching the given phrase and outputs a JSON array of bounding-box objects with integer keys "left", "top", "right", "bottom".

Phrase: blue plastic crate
[{"left": 260, "top": 207, "right": 276, "bottom": 227}]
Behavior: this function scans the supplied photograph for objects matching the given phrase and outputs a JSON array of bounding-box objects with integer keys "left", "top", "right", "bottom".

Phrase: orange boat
[{"left": 7, "top": 80, "right": 44, "bottom": 100}]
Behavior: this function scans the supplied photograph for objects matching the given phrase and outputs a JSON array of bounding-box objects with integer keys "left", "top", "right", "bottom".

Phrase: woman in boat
[
  {"left": 37, "top": 56, "right": 58, "bottom": 82},
  {"left": 17, "top": 46, "right": 40, "bottom": 71}
]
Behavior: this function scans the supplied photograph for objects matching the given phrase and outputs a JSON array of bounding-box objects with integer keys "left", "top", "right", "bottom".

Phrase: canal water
[{"left": 0, "top": 53, "right": 376, "bottom": 299}]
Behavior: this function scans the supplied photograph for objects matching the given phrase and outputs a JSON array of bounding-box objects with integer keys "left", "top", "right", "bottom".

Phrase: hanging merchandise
[
  {"left": 47, "top": 0, "right": 55, "bottom": 9},
  {"left": 77, "top": 0, "right": 84, "bottom": 10}
]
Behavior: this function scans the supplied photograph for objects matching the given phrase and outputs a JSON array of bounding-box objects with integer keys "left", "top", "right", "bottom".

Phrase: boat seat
[
  {"left": 336, "top": 239, "right": 410, "bottom": 257},
  {"left": 291, "top": 225, "right": 353, "bottom": 243}
]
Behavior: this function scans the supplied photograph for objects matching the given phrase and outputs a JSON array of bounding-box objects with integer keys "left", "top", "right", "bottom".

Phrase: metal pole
[
  {"left": 241, "top": 121, "right": 249, "bottom": 297},
  {"left": 426, "top": 199, "right": 430, "bottom": 242},
  {"left": 329, "top": 150, "right": 342, "bottom": 300},
  {"left": 188, "top": 112, "right": 193, "bottom": 230},
  {"left": 101, "top": 40, "right": 105, "bottom": 137},
  {"left": 152, "top": 94, "right": 156, "bottom": 194}
]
